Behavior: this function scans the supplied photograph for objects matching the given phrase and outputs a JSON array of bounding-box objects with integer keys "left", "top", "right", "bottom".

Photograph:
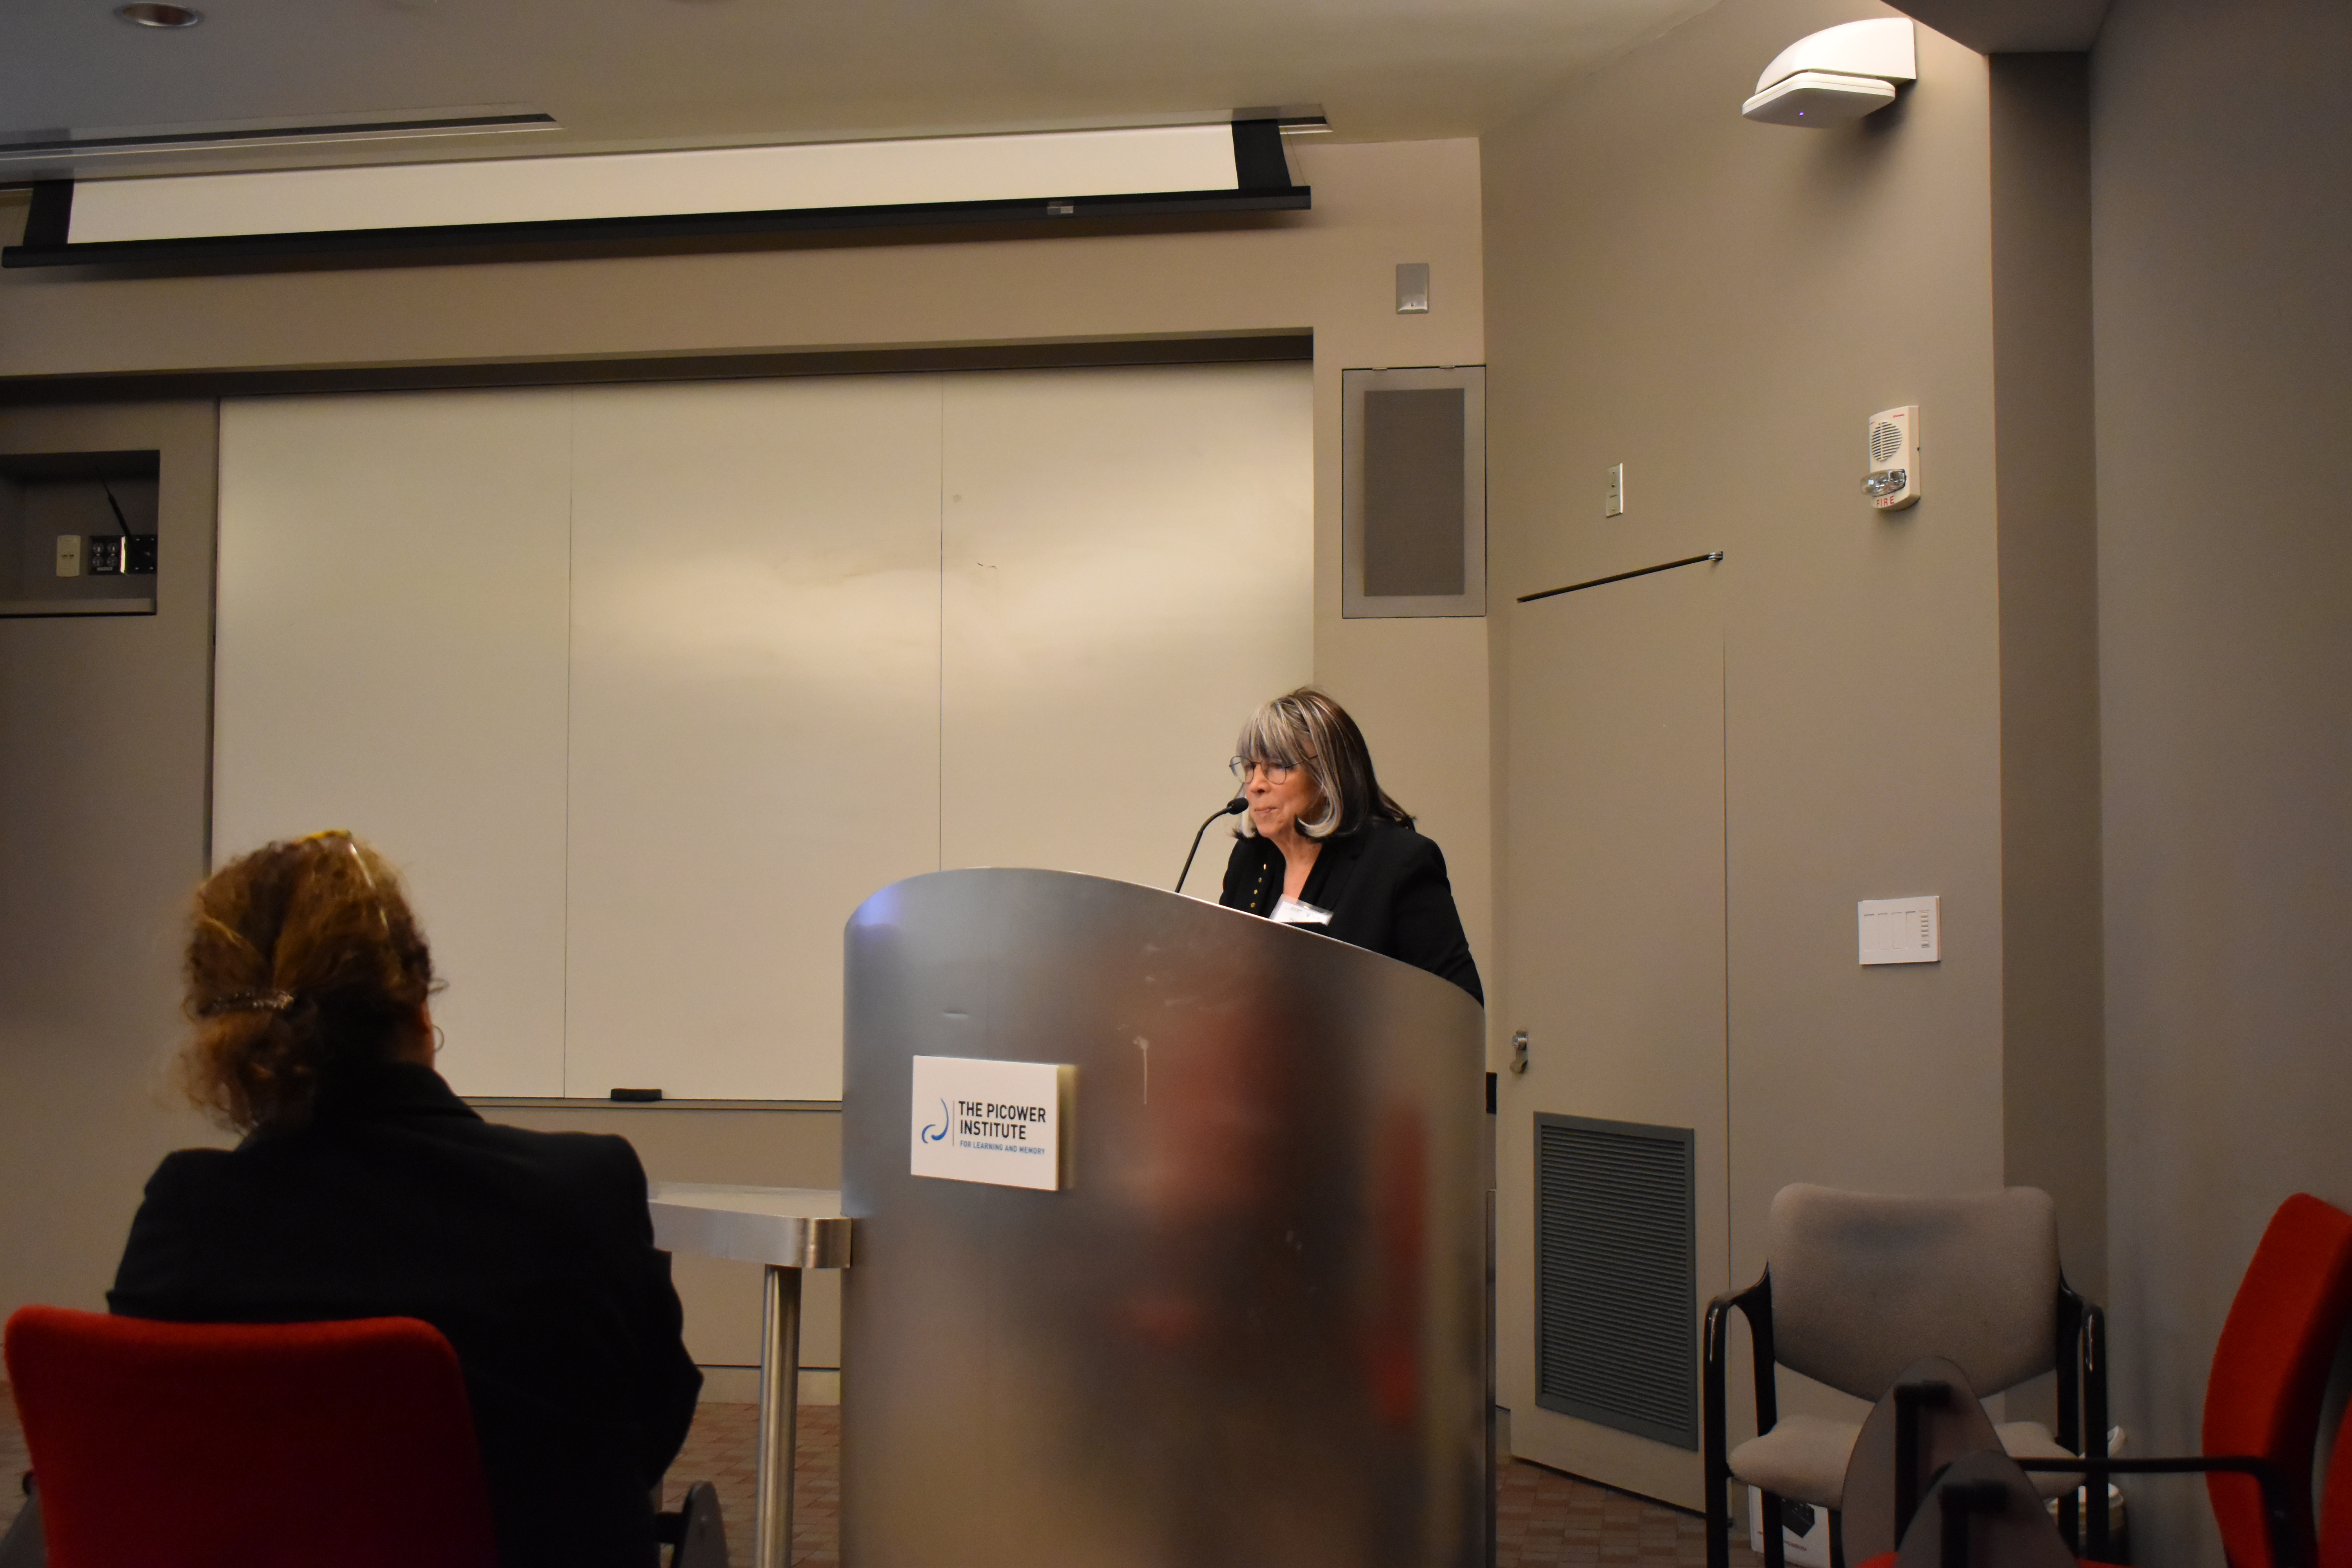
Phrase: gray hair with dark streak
[{"left": 1232, "top": 687, "right": 1413, "bottom": 841}]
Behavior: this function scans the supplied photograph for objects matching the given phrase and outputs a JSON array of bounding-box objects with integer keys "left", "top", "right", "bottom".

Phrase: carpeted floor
[
  {"left": 650, "top": 1399, "right": 1767, "bottom": 1567},
  {"left": 1, "top": 1383, "right": 1759, "bottom": 1566}
]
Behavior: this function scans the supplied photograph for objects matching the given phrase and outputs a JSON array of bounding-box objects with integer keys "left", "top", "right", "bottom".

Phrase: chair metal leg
[
  {"left": 755, "top": 1263, "right": 804, "bottom": 1568},
  {"left": 2083, "top": 1307, "right": 2109, "bottom": 1562},
  {"left": 1893, "top": 1378, "right": 1953, "bottom": 1543},
  {"left": 0, "top": 1483, "right": 43, "bottom": 1568},
  {"left": 666, "top": 1480, "right": 729, "bottom": 1568},
  {"left": 1935, "top": 1479, "right": 2009, "bottom": 1568}
]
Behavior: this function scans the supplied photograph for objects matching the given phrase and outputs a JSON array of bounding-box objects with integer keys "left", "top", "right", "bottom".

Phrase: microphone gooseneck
[{"left": 1175, "top": 797, "right": 1249, "bottom": 893}]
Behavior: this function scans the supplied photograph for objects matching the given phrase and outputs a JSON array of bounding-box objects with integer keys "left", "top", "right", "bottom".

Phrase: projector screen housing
[{"left": 3, "top": 120, "right": 1307, "bottom": 269}]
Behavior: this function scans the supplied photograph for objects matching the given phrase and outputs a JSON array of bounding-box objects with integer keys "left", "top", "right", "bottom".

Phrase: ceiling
[
  {"left": 5, "top": 0, "right": 1722, "bottom": 182},
  {"left": 1893, "top": 0, "right": 2109, "bottom": 52}
]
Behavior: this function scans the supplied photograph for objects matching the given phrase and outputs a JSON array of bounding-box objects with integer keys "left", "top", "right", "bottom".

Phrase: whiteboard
[
  {"left": 213, "top": 364, "right": 1312, "bottom": 1100},
  {"left": 562, "top": 379, "right": 944, "bottom": 1101},
  {"left": 214, "top": 392, "right": 574, "bottom": 1097},
  {"left": 939, "top": 367, "right": 1312, "bottom": 888}
]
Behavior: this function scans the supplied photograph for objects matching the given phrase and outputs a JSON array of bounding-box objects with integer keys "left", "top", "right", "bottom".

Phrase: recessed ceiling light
[{"left": 116, "top": 4, "right": 204, "bottom": 27}]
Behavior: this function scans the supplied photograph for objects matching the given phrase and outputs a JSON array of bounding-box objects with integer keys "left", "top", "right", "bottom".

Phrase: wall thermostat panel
[
  {"left": 1864, "top": 405, "right": 1919, "bottom": 510},
  {"left": 1859, "top": 895, "right": 1939, "bottom": 964}
]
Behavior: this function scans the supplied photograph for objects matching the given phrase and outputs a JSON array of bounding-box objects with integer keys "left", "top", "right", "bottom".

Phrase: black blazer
[
  {"left": 109, "top": 1061, "right": 702, "bottom": 1568},
  {"left": 1220, "top": 816, "right": 1484, "bottom": 1002}
]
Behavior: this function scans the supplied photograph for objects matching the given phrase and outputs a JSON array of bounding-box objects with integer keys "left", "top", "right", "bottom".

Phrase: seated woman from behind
[{"left": 109, "top": 831, "right": 702, "bottom": 1568}]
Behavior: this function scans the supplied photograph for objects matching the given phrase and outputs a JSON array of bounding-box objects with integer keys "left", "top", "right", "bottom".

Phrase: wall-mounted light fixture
[{"left": 1741, "top": 18, "right": 1915, "bottom": 127}]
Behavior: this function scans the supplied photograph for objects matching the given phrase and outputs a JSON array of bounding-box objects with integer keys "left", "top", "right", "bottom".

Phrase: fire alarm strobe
[{"left": 1864, "top": 405, "right": 1920, "bottom": 511}]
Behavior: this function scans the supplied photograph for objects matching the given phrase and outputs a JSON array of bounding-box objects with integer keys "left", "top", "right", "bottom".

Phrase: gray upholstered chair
[{"left": 1700, "top": 1185, "right": 2105, "bottom": 1568}]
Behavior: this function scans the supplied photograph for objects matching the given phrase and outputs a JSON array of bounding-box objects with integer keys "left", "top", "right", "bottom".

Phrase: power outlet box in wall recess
[
  {"left": 85, "top": 534, "right": 158, "bottom": 575},
  {"left": 0, "top": 454, "right": 161, "bottom": 618}
]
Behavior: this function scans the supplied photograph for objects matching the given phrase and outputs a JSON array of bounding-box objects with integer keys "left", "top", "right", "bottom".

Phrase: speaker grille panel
[
  {"left": 1871, "top": 420, "right": 1902, "bottom": 464},
  {"left": 1534, "top": 1113, "right": 1698, "bottom": 1450},
  {"left": 1361, "top": 386, "right": 1466, "bottom": 597},
  {"left": 1340, "top": 365, "right": 1484, "bottom": 617}
]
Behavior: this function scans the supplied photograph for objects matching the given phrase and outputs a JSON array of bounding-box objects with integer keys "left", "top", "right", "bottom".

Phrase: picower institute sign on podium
[{"left": 908, "top": 1055, "right": 1074, "bottom": 1192}]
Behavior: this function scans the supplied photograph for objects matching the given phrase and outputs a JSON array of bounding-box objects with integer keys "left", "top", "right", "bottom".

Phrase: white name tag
[
  {"left": 1271, "top": 896, "right": 1333, "bottom": 926},
  {"left": 909, "top": 1055, "right": 1074, "bottom": 1191}
]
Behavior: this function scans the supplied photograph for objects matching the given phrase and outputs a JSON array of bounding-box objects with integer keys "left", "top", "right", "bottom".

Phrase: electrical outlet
[
  {"left": 1605, "top": 463, "right": 1624, "bottom": 517},
  {"left": 87, "top": 535, "right": 123, "bottom": 575},
  {"left": 54, "top": 534, "right": 83, "bottom": 577},
  {"left": 123, "top": 534, "right": 158, "bottom": 574}
]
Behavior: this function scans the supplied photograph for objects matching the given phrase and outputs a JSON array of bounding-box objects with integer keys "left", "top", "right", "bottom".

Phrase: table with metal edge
[{"left": 646, "top": 1183, "right": 853, "bottom": 1568}]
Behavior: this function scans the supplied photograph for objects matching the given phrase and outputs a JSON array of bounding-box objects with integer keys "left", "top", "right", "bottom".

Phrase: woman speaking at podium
[{"left": 1218, "top": 688, "right": 1483, "bottom": 1002}]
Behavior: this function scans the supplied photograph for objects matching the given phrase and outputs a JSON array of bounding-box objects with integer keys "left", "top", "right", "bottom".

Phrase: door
[{"left": 1495, "top": 561, "right": 1727, "bottom": 1508}]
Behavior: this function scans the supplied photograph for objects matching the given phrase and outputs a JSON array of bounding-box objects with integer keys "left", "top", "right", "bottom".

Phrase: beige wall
[
  {"left": 2088, "top": 0, "right": 2352, "bottom": 1562},
  {"left": 0, "top": 140, "right": 1492, "bottom": 1383},
  {"left": 1987, "top": 52, "right": 2106, "bottom": 1309},
  {"left": 1486, "top": 0, "right": 2013, "bottom": 1224},
  {"left": 0, "top": 402, "right": 223, "bottom": 1327},
  {"left": 1482, "top": 0, "right": 2113, "bottom": 1501}
]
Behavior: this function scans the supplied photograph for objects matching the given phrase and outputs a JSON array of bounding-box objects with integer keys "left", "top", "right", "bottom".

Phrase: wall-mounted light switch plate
[
  {"left": 1606, "top": 463, "right": 1625, "bottom": 517},
  {"left": 1859, "top": 895, "right": 1939, "bottom": 964},
  {"left": 54, "top": 534, "right": 82, "bottom": 577},
  {"left": 1395, "top": 262, "right": 1430, "bottom": 314}
]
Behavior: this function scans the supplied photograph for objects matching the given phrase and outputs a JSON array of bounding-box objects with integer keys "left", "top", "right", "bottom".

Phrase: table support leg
[{"left": 755, "top": 1263, "right": 803, "bottom": 1568}]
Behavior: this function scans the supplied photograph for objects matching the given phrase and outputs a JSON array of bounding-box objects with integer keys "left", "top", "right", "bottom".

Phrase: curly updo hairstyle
[{"left": 179, "top": 831, "right": 437, "bottom": 1132}]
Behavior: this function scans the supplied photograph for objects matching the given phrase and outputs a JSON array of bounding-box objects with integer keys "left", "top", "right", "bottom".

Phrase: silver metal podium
[{"left": 840, "top": 868, "right": 1488, "bottom": 1568}]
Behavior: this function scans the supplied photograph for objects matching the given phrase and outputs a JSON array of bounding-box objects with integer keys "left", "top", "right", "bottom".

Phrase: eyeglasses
[{"left": 1230, "top": 756, "right": 1303, "bottom": 784}]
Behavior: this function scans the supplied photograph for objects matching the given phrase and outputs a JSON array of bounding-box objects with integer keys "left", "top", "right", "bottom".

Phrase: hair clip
[{"left": 201, "top": 990, "right": 296, "bottom": 1017}]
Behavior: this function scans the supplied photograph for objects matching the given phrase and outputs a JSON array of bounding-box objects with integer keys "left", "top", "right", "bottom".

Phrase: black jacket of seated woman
[
  {"left": 1216, "top": 688, "right": 1484, "bottom": 1004},
  {"left": 108, "top": 831, "right": 701, "bottom": 1568}
]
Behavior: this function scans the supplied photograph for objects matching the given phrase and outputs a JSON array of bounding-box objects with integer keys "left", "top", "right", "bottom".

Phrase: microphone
[{"left": 1175, "top": 797, "right": 1248, "bottom": 893}]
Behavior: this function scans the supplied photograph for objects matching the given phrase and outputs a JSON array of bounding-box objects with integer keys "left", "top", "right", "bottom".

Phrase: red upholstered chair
[
  {"left": 1855, "top": 1192, "right": 2352, "bottom": 1568},
  {"left": 2320, "top": 1398, "right": 2352, "bottom": 1568},
  {"left": 3, "top": 1306, "right": 501, "bottom": 1568},
  {"left": 2185, "top": 1192, "right": 2352, "bottom": 1568}
]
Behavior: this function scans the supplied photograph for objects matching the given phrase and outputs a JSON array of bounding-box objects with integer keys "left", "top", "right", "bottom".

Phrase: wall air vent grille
[{"left": 1533, "top": 1112, "right": 1698, "bottom": 1450}]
